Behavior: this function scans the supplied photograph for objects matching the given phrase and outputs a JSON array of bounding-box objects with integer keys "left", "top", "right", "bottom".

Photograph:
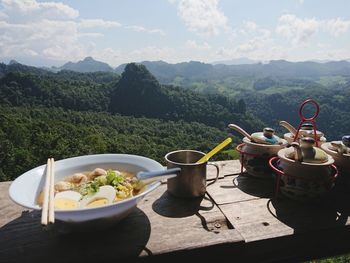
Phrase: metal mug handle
[{"left": 207, "top": 162, "right": 220, "bottom": 184}]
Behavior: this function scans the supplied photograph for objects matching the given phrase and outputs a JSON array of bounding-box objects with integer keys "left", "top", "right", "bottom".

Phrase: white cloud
[
  {"left": 0, "top": 0, "right": 122, "bottom": 61},
  {"left": 126, "top": 25, "right": 165, "bottom": 36},
  {"left": 173, "top": 0, "right": 229, "bottom": 36},
  {"left": 78, "top": 19, "right": 121, "bottom": 29},
  {"left": 22, "top": 48, "right": 38, "bottom": 56},
  {"left": 78, "top": 32, "right": 104, "bottom": 38},
  {"left": 0, "top": 0, "right": 78, "bottom": 23},
  {"left": 243, "top": 21, "right": 257, "bottom": 31},
  {"left": 215, "top": 43, "right": 289, "bottom": 62},
  {"left": 238, "top": 20, "right": 271, "bottom": 40},
  {"left": 276, "top": 14, "right": 350, "bottom": 44},
  {"left": 0, "top": 0, "right": 167, "bottom": 63},
  {"left": 212, "top": 19, "right": 289, "bottom": 62},
  {"left": 0, "top": 19, "right": 82, "bottom": 59},
  {"left": 236, "top": 39, "right": 261, "bottom": 53},
  {"left": 326, "top": 18, "right": 350, "bottom": 36},
  {"left": 276, "top": 14, "right": 319, "bottom": 44},
  {"left": 1, "top": 0, "right": 349, "bottom": 66},
  {"left": 129, "top": 46, "right": 175, "bottom": 61},
  {"left": 186, "top": 40, "right": 211, "bottom": 50},
  {"left": 324, "top": 48, "right": 350, "bottom": 60},
  {"left": 89, "top": 46, "right": 178, "bottom": 66}
]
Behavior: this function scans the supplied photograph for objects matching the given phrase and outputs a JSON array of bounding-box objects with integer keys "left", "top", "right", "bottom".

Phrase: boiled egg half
[
  {"left": 54, "top": 190, "right": 82, "bottom": 210},
  {"left": 80, "top": 185, "right": 116, "bottom": 209}
]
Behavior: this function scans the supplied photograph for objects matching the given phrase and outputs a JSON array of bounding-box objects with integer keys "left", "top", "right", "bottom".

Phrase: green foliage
[
  {"left": 222, "top": 149, "right": 240, "bottom": 160},
  {"left": 308, "top": 253, "right": 350, "bottom": 263},
  {"left": 3, "top": 60, "right": 349, "bottom": 183},
  {"left": 0, "top": 71, "right": 117, "bottom": 111},
  {"left": 253, "top": 77, "right": 276, "bottom": 90},
  {"left": 0, "top": 106, "right": 233, "bottom": 181},
  {"left": 238, "top": 84, "right": 350, "bottom": 140},
  {"left": 110, "top": 63, "right": 262, "bottom": 131}
]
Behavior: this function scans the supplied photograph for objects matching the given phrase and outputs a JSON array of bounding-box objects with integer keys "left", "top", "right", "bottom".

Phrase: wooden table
[{"left": 1, "top": 160, "right": 350, "bottom": 263}]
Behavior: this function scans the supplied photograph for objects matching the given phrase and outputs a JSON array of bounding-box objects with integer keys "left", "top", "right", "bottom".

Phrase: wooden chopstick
[
  {"left": 41, "top": 158, "right": 55, "bottom": 225},
  {"left": 48, "top": 158, "right": 55, "bottom": 224}
]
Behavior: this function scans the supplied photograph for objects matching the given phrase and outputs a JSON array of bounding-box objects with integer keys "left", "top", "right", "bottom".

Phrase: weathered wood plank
[
  {"left": 206, "top": 160, "right": 243, "bottom": 180},
  {"left": 0, "top": 181, "right": 243, "bottom": 263},
  {"left": 139, "top": 186, "right": 242, "bottom": 256},
  {"left": 219, "top": 198, "right": 293, "bottom": 242},
  {"left": 206, "top": 173, "right": 274, "bottom": 205},
  {"left": 235, "top": 227, "right": 350, "bottom": 263},
  {"left": 219, "top": 195, "right": 350, "bottom": 243}
]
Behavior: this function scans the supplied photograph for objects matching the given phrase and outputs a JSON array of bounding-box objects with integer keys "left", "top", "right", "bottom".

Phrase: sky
[{"left": 0, "top": 0, "right": 349, "bottom": 67}]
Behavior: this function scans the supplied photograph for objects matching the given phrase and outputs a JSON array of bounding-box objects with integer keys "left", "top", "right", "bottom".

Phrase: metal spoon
[{"left": 136, "top": 168, "right": 181, "bottom": 186}]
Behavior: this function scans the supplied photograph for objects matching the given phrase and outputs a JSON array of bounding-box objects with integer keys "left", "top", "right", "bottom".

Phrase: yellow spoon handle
[{"left": 196, "top": 137, "right": 232, "bottom": 164}]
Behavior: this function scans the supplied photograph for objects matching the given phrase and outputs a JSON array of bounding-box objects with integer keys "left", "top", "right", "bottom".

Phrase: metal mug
[{"left": 165, "top": 150, "right": 220, "bottom": 198}]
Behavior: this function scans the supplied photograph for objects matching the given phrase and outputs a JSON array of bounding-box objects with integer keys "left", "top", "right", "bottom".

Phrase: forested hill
[
  {"left": 1, "top": 59, "right": 349, "bottom": 181},
  {"left": 57, "top": 57, "right": 114, "bottom": 73},
  {"left": 0, "top": 62, "right": 262, "bottom": 181},
  {"left": 110, "top": 63, "right": 260, "bottom": 130},
  {"left": 115, "top": 60, "right": 350, "bottom": 80},
  {"left": 0, "top": 62, "right": 262, "bottom": 131},
  {"left": 0, "top": 106, "right": 230, "bottom": 181}
]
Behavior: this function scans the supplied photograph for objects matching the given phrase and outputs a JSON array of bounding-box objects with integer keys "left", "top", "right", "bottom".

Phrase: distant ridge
[
  {"left": 3, "top": 58, "right": 350, "bottom": 79},
  {"left": 115, "top": 59, "right": 350, "bottom": 80},
  {"left": 57, "top": 57, "right": 114, "bottom": 73},
  {"left": 9, "top": 59, "right": 20, "bottom": 65},
  {"left": 211, "top": 57, "right": 260, "bottom": 65}
]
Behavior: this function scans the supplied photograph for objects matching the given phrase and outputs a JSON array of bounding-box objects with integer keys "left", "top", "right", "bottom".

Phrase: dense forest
[
  {"left": 0, "top": 106, "right": 231, "bottom": 181},
  {"left": 1, "top": 60, "right": 349, "bottom": 181},
  {"left": 237, "top": 86, "right": 350, "bottom": 140},
  {"left": 119, "top": 60, "right": 350, "bottom": 139},
  {"left": 0, "top": 62, "right": 259, "bottom": 130},
  {"left": 0, "top": 62, "right": 253, "bottom": 181}
]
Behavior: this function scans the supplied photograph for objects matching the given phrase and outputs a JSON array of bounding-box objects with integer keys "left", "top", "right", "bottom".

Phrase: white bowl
[{"left": 9, "top": 154, "right": 163, "bottom": 225}]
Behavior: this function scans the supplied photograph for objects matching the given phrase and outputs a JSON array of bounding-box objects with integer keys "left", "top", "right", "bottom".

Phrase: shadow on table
[
  {"left": 232, "top": 173, "right": 274, "bottom": 198},
  {"left": 0, "top": 208, "right": 151, "bottom": 263},
  {"left": 152, "top": 190, "right": 214, "bottom": 218},
  {"left": 267, "top": 192, "right": 349, "bottom": 234}
]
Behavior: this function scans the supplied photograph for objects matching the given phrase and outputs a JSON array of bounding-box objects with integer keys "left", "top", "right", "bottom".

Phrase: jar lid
[
  {"left": 301, "top": 123, "right": 314, "bottom": 130},
  {"left": 287, "top": 137, "right": 328, "bottom": 163},
  {"left": 299, "top": 123, "right": 324, "bottom": 138},
  {"left": 342, "top": 135, "right": 350, "bottom": 147},
  {"left": 251, "top": 128, "right": 281, "bottom": 145}
]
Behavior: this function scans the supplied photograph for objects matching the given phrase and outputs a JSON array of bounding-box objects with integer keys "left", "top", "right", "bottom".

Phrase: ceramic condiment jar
[
  {"left": 286, "top": 137, "right": 328, "bottom": 163},
  {"left": 228, "top": 124, "right": 288, "bottom": 178},
  {"left": 279, "top": 121, "right": 327, "bottom": 146},
  {"left": 276, "top": 137, "right": 335, "bottom": 200},
  {"left": 321, "top": 135, "right": 350, "bottom": 172}
]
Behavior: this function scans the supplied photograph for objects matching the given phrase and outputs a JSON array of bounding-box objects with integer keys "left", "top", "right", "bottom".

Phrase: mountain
[
  {"left": 58, "top": 57, "right": 114, "bottom": 73},
  {"left": 211, "top": 57, "right": 260, "bottom": 65},
  {"left": 0, "top": 61, "right": 261, "bottom": 130},
  {"left": 0, "top": 61, "right": 50, "bottom": 77},
  {"left": 0, "top": 62, "right": 260, "bottom": 180},
  {"left": 110, "top": 63, "right": 171, "bottom": 117},
  {"left": 9, "top": 59, "right": 20, "bottom": 65},
  {"left": 115, "top": 60, "right": 350, "bottom": 82},
  {"left": 1, "top": 60, "right": 350, "bottom": 181},
  {"left": 115, "top": 60, "right": 214, "bottom": 79},
  {"left": 111, "top": 63, "right": 260, "bottom": 129}
]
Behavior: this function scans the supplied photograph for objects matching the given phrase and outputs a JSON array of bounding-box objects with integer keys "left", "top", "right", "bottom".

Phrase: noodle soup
[{"left": 37, "top": 168, "right": 143, "bottom": 210}]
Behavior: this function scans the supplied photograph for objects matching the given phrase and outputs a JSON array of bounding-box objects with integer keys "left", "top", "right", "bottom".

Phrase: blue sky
[{"left": 0, "top": 0, "right": 349, "bottom": 67}]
